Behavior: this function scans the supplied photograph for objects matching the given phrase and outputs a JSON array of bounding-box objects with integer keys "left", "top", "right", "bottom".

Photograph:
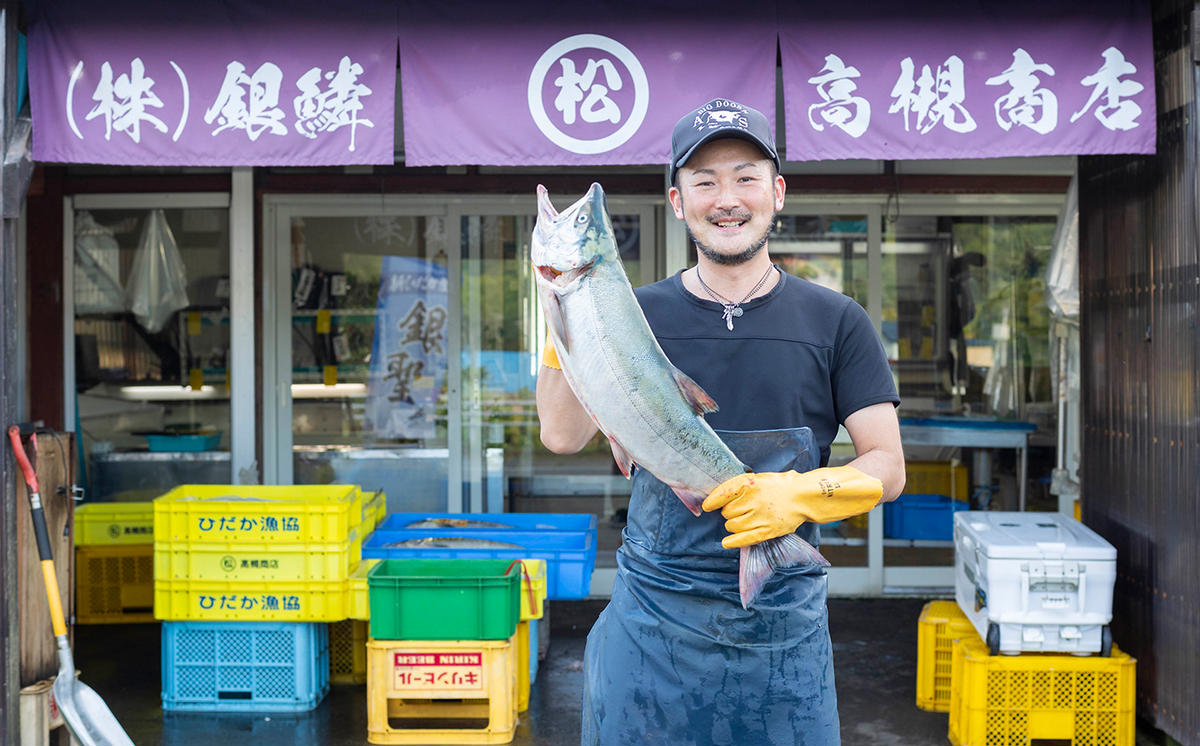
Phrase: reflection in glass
[{"left": 73, "top": 207, "right": 231, "bottom": 501}]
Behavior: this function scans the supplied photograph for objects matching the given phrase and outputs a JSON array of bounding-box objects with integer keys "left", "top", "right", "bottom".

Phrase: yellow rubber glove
[
  {"left": 541, "top": 333, "right": 562, "bottom": 370},
  {"left": 702, "top": 465, "right": 883, "bottom": 549}
]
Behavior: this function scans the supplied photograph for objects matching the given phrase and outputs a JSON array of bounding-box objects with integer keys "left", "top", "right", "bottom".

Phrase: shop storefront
[{"left": 24, "top": 0, "right": 1153, "bottom": 598}]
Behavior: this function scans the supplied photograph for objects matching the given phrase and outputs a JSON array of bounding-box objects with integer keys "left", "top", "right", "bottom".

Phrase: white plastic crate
[{"left": 954, "top": 511, "right": 1116, "bottom": 655}]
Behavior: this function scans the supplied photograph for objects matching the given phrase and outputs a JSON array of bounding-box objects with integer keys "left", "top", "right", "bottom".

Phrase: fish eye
[{"left": 576, "top": 214, "right": 588, "bottom": 224}]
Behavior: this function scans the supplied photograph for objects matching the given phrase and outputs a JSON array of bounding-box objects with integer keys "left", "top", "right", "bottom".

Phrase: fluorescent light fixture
[{"left": 290, "top": 383, "right": 367, "bottom": 399}]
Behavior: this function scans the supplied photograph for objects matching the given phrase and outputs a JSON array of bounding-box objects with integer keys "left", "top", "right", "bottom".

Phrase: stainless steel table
[{"left": 898, "top": 418, "right": 1037, "bottom": 509}]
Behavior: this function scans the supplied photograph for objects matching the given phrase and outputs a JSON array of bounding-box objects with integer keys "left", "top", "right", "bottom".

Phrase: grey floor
[{"left": 71, "top": 597, "right": 961, "bottom": 746}]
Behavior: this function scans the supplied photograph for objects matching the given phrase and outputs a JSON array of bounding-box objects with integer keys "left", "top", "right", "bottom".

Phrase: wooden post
[{"left": 15, "top": 432, "right": 75, "bottom": 686}]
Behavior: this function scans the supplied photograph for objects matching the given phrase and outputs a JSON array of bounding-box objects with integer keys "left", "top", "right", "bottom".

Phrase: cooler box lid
[{"left": 954, "top": 511, "right": 1116, "bottom": 560}]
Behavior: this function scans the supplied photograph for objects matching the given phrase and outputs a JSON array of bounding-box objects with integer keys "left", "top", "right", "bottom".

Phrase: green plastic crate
[{"left": 367, "top": 559, "right": 520, "bottom": 641}]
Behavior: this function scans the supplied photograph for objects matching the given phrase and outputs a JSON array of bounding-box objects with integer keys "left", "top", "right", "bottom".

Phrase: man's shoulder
[
  {"left": 633, "top": 273, "right": 681, "bottom": 307},
  {"left": 778, "top": 273, "right": 859, "bottom": 317}
]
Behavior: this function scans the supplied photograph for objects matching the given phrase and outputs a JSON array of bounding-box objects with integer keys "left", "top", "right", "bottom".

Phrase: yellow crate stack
[
  {"left": 152, "top": 484, "right": 363, "bottom": 622},
  {"left": 916, "top": 600, "right": 977, "bottom": 712},
  {"left": 916, "top": 601, "right": 1137, "bottom": 746},
  {"left": 75, "top": 502, "right": 156, "bottom": 624}
]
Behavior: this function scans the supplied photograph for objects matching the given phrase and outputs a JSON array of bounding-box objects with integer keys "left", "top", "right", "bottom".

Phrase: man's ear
[{"left": 668, "top": 186, "right": 684, "bottom": 220}]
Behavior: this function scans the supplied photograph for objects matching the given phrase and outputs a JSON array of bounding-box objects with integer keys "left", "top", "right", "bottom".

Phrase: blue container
[
  {"left": 529, "top": 616, "right": 540, "bottom": 684},
  {"left": 379, "top": 512, "right": 597, "bottom": 535},
  {"left": 883, "top": 494, "right": 969, "bottom": 541},
  {"left": 145, "top": 432, "right": 222, "bottom": 452},
  {"left": 162, "top": 621, "right": 329, "bottom": 712},
  {"left": 361, "top": 529, "right": 595, "bottom": 601}
]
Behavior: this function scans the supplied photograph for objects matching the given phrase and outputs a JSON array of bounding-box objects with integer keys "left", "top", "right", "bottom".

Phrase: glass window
[
  {"left": 883, "top": 215, "right": 1057, "bottom": 419},
  {"left": 883, "top": 214, "right": 1057, "bottom": 567},
  {"left": 73, "top": 206, "right": 231, "bottom": 501}
]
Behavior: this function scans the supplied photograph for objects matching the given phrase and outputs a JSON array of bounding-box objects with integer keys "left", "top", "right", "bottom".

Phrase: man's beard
[{"left": 688, "top": 211, "right": 777, "bottom": 266}]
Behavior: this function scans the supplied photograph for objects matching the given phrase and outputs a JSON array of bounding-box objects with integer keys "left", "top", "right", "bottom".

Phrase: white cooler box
[{"left": 954, "top": 511, "right": 1116, "bottom": 656}]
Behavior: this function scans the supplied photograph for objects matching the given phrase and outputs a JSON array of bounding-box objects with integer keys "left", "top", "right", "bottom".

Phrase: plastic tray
[
  {"left": 154, "top": 531, "right": 360, "bottom": 582},
  {"left": 948, "top": 634, "right": 1135, "bottom": 746},
  {"left": 366, "top": 637, "right": 518, "bottom": 745},
  {"left": 378, "top": 512, "right": 597, "bottom": 535},
  {"left": 145, "top": 432, "right": 222, "bottom": 452},
  {"left": 884, "top": 493, "right": 969, "bottom": 541},
  {"left": 154, "top": 577, "right": 348, "bottom": 622},
  {"left": 348, "top": 559, "right": 380, "bottom": 621},
  {"left": 362, "top": 529, "right": 595, "bottom": 601},
  {"left": 329, "top": 619, "right": 368, "bottom": 685},
  {"left": 916, "top": 600, "right": 978, "bottom": 712},
  {"left": 75, "top": 544, "right": 155, "bottom": 624},
  {"left": 161, "top": 621, "right": 329, "bottom": 712},
  {"left": 75, "top": 502, "right": 155, "bottom": 546},
  {"left": 367, "top": 559, "right": 520, "bottom": 641},
  {"left": 154, "top": 484, "right": 361, "bottom": 544}
]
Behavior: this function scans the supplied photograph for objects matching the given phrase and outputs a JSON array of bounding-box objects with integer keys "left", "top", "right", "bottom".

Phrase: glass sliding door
[{"left": 264, "top": 198, "right": 453, "bottom": 512}]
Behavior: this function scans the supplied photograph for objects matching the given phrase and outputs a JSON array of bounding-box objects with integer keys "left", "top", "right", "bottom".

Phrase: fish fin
[
  {"left": 542, "top": 291, "right": 569, "bottom": 354},
  {"left": 536, "top": 184, "right": 558, "bottom": 221},
  {"left": 608, "top": 437, "right": 635, "bottom": 479},
  {"left": 738, "top": 535, "right": 830, "bottom": 609},
  {"left": 671, "top": 368, "right": 719, "bottom": 415},
  {"left": 669, "top": 485, "right": 706, "bottom": 517}
]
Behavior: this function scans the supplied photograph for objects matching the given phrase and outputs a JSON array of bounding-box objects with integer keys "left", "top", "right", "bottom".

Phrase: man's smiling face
[{"left": 669, "top": 138, "right": 785, "bottom": 266}]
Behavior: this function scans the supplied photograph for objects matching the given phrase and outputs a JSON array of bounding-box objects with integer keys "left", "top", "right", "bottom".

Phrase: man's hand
[{"left": 701, "top": 466, "right": 883, "bottom": 549}]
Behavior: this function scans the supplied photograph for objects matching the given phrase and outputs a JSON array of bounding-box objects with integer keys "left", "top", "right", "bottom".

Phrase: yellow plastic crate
[
  {"left": 153, "top": 484, "right": 360, "bottom": 544},
  {"left": 516, "top": 621, "right": 532, "bottom": 713},
  {"left": 948, "top": 634, "right": 1136, "bottom": 746},
  {"left": 366, "top": 636, "right": 518, "bottom": 745},
  {"left": 75, "top": 502, "right": 155, "bottom": 546},
  {"left": 75, "top": 544, "right": 155, "bottom": 624},
  {"left": 154, "top": 530, "right": 360, "bottom": 582},
  {"left": 916, "top": 600, "right": 978, "bottom": 712},
  {"left": 360, "top": 491, "right": 386, "bottom": 534},
  {"left": 154, "top": 577, "right": 348, "bottom": 622},
  {"left": 519, "top": 559, "right": 547, "bottom": 621},
  {"left": 349, "top": 559, "right": 380, "bottom": 621},
  {"left": 331, "top": 619, "right": 369, "bottom": 685},
  {"left": 905, "top": 460, "right": 969, "bottom": 501}
]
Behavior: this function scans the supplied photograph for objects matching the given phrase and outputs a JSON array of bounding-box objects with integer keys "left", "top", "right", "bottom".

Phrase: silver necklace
[{"left": 695, "top": 264, "right": 777, "bottom": 331}]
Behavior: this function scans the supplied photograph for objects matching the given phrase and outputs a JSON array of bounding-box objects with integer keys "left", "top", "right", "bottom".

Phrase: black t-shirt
[{"left": 634, "top": 267, "right": 900, "bottom": 466}]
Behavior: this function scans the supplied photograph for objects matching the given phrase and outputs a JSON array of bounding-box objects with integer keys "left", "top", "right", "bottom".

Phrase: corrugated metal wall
[{"left": 1078, "top": 2, "right": 1199, "bottom": 744}]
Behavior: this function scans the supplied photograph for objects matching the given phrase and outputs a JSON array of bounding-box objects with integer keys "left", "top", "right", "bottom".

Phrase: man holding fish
[{"left": 534, "top": 98, "right": 905, "bottom": 745}]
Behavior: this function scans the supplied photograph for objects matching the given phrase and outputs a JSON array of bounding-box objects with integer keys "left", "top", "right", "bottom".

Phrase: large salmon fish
[{"left": 532, "top": 182, "right": 828, "bottom": 608}]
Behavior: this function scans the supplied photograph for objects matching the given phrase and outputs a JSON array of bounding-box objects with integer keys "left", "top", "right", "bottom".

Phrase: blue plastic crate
[
  {"left": 162, "top": 621, "right": 329, "bottom": 712},
  {"left": 883, "top": 494, "right": 969, "bottom": 541},
  {"left": 361, "top": 529, "right": 595, "bottom": 601},
  {"left": 379, "top": 512, "right": 597, "bottom": 536},
  {"left": 529, "top": 613, "right": 540, "bottom": 684}
]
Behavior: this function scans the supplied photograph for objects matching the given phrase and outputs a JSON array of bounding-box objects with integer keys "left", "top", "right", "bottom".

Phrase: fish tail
[{"left": 738, "top": 534, "right": 831, "bottom": 609}]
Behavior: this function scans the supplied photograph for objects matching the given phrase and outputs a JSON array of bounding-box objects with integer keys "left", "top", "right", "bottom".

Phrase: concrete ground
[{"left": 72, "top": 597, "right": 958, "bottom": 745}]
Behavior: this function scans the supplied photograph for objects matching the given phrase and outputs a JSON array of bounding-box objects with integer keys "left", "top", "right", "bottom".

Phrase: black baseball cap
[{"left": 669, "top": 98, "right": 781, "bottom": 186}]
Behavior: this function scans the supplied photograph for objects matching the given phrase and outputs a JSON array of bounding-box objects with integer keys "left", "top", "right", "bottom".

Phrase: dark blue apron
[{"left": 582, "top": 428, "right": 839, "bottom": 746}]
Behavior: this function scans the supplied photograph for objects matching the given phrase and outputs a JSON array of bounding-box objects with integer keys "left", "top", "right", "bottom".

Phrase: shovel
[{"left": 8, "top": 426, "right": 135, "bottom": 746}]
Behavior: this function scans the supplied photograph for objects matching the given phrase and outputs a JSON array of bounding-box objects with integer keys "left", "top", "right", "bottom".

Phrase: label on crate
[
  {"left": 196, "top": 593, "right": 304, "bottom": 612},
  {"left": 109, "top": 523, "right": 153, "bottom": 540},
  {"left": 392, "top": 652, "right": 484, "bottom": 691},
  {"left": 195, "top": 515, "right": 302, "bottom": 534}
]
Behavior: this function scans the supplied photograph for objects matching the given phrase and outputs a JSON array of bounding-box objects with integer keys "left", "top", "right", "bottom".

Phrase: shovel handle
[
  {"left": 7, "top": 426, "right": 38, "bottom": 493},
  {"left": 7, "top": 426, "right": 67, "bottom": 637}
]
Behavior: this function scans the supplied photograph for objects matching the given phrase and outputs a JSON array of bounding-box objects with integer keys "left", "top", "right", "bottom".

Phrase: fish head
[{"left": 531, "top": 182, "right": 618, "bottom": 294}]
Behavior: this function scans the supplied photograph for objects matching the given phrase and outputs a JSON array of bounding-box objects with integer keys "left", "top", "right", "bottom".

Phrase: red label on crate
[{"left": 392, "top": 651, "right": 484, "bottom": 691}]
